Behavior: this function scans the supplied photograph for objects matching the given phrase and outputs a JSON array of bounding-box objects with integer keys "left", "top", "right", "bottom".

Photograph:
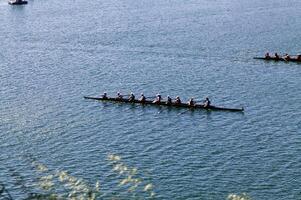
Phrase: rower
[
  {"left": 297, "top": 55, "right": 301, "bottom": 60},
  {"left": 284, "top": 53, "right": 290, "bottom": 60},
  {"left": 166, "top": 96, "right": 172, "bottom": 105},
  {"left": 139, "top": 93, "right": 146, "bottom": 103},
  {"left": 265, "top": 52, "right": 271, "bottom": 59},
  {"left": 275, "top": 53, "right": 279, "bottom": 59},
  {"left": 174, "top": 96, "right": 181, "bottom": 104},
  {"left": 188, "top": 98, "right": 195, "bottom": 107},
  {"left": 153, "top": 94, "right": 162, "bottom": 104},
  {"left": 204, "top": 97, "right": 211, "bottom": 108},
  {"left": 129, "top": 92, "right": 135, "bottom": 102},
  {"left": 102, "top": 92, "right": 108, "bottom": 100},
  {"left": 116, "top": 92, "right": 123, "bottom": 99}
]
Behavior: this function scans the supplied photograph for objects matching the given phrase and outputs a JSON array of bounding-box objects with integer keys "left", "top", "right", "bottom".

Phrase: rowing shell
[
  {"left": 254, "top": 57, "right": 301, "bottom": 63},
  {"left": 8, "top": 0, "right": 28, "bottom": 5},
  {"left": 84, "top": 96, "right": 244, "bottom": 112}
]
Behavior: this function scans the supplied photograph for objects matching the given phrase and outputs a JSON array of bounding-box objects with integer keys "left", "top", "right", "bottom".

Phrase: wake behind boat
[{"left": 84, "top": 94, "right": 244, "bottom": 112}]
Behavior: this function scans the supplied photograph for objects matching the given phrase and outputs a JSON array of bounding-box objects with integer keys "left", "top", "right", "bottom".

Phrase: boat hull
[
  {"left": 8, "top": 0, "right": 28, "bottom": 5},
  {"left": 84, "top": 96, "right": 244, "bottom": 112},
  {"left": 254, "top": 57, "right": 301, "bottom": 63}
]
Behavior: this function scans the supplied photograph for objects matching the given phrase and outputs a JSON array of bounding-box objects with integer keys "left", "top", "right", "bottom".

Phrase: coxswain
[
  {"left": 139, "top": 93, "right": 146, "bottom": 103},
  {"left": 265, "top": 52, "right": 271, "bottom": 59},
  {"left": 204, "top": 97, "right": 211, "bottom": 108},
  {"left": 275, "top": 53, "right": 279, "bottom": 59},
  {"left": 116, "top": 92, "right": 123, "bottom": 99},
  {"left": 188, "top": 98, "right": 195, "bottom": 107},
  {"left": 153, "top": 94, "right": 162, "bottom": 104},
  {"left": 129, "top": 92, "right": 135, "bottom": 102},
  {"left": 102, "top": 92, "right": 108, "bottom": 100},
  {"left": 166, "top": 96, "right": 172, "bottom": 105},
  {"left": 174, "top": 96, "right": 181, "bottom": 104}
]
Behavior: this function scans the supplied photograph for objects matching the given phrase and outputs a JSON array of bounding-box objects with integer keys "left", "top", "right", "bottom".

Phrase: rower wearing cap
[
  {"left": 265, "top": 52, "right": 271, "bottom": 59},
  {"left": 166, "top": 96, "right": 172, "bottom": 105},
  {"left": 102, "top": 92, "right": 108, "bottom": 100},
  {"left": 188, "top": 98, "right": 195, "bottom": 107},
  {"left": 116, "top": 92, "right": 123, "bottom": 99},
  {"left": 129, "top": 92, "right": 135, "bottom": 102},
  {"left": 139, "top": 93, "right": 146, "bottom": 103},
  {"left": 204, "top": 97, "right": 211, "bottom": 108},
  {"left": 153, "top": 94, "right": 162, "bottom": 104},
  {"left": 174, "top": 96, "right": 181, "bottom": 104}
]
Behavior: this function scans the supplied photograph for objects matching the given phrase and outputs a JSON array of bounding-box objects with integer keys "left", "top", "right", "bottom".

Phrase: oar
[
  {"left": 123, "top": 102, "right": 138, "bottom": 111},
  {"left": 177, "top": 109, "right": 191, "bottom": 116},
  {"left": 157, "top": 107, "right": 164, "bottom": 114},
  {"left": 282, "top": 57, "right": 288, "bottom": 62}
]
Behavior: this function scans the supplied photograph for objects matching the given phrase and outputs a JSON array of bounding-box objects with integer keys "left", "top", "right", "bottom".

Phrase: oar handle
[{"left": 177, "top": 109, "right": 190, "bottom": 116}]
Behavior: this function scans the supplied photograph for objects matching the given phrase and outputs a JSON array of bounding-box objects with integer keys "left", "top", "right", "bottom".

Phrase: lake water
[{"left": 1, "top": 0, "right": 301, "bottom": 199}]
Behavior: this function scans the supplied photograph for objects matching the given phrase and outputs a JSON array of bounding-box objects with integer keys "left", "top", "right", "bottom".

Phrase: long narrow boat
[
  {"left": 84, "top": 96, "right": 244, "bottom": 112},
  {"left": 254, "top": 57, "right": 301, "bottom": 63},
  {"left": 8, "top": 0, "right": 28, "bottom": 5}
]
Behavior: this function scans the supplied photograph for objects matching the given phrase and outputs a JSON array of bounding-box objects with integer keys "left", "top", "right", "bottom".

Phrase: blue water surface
[{"left": 1, "top": 0, "right": 301, "bottom": 199}]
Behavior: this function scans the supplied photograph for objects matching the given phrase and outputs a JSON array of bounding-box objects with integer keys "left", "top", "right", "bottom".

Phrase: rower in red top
[
  {"left": 265, "top": 52, "right": 271, "bottom": 59},
  {"left": 297, "top": 55, "right": 301, "bottom": 61},
  {"left": 129, "top": 92, "right": 135, "bottom": 102},
  {"left": 139, "top": 93, "right": 146, "bottom": 103},
  {"left": 102, "top": 92, "right": 108, "bottom": 100},
  {"left": 153, "top": 94, "right": 162, "bottom": 104},
  {"left": 188, "top": 98, "right": 195, "bottom": 107},
  {"left": 204, "top": 97, "right": 211, "bottom": 108},
  {"left": 166, "top": 96, "right": 172, "bottom": 105},
  {"left": 174, "top": 96, "right": 181, "bottom": 104}
]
